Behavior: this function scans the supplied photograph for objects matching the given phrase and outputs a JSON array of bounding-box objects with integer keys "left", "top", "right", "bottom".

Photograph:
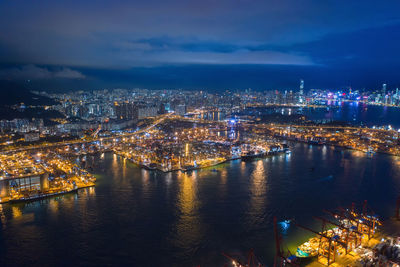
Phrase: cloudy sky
[{"left": 1, "top": 0, "right": 400, "bottom": 90}]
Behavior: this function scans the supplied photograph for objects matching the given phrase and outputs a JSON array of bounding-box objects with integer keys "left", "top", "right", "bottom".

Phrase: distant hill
[
  {"left": 0, "top": 106, "right": 65, "bottom": 121},
  {"left": 0, "top": 80, "right": 57, "bottom": 106},
  {"left": 0, "top": 80, "right": 63, "bottom": 121}
]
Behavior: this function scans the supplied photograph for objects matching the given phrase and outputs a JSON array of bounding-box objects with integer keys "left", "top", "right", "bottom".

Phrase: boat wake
[{"left": 317, "top": 175, "right": 333, "bottom": 182}]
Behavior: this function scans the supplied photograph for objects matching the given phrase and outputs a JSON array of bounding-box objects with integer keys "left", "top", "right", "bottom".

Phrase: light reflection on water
[
  {"left": 0, "top": 143, "right": 400, "bottom": 266},
  {"left": 175, "top": 172, "right": 202, "bottom": 248},
  {"left": 247, "top": 160, "right": 268, "bottom": 229},
  {"left": 12, "top": 206, "right": 22, "bottom": 219}
]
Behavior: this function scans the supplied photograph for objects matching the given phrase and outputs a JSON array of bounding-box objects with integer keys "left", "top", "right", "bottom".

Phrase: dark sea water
[
  {"left": 1, "top": 143, "right": 400, "bottom": 266},
  {"left": 244, "top": 102, "right": 400, "bottom": 128},
  {"left": 304, "top": 102, "right": 400, "bottom": 128}
]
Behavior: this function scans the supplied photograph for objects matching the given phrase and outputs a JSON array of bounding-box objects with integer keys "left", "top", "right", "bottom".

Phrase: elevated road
[{"left": 1, "top": 112, "right": 174, "bottom": 154}]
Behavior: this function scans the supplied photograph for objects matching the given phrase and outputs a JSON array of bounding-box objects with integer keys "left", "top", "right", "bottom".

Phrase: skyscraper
[
  {"left": 381, "top": 83, "right": 387, "bottom": 104},
  {"left": 299, "top": 79, "right": 304, "bottom": 103},
  {"left": 300, "top": 79, "right": 304, "bottom": 95}
]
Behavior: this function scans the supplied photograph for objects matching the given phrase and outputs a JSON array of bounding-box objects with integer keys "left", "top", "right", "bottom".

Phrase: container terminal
[
  {"left": 0, "top": 151, "right": 95, "bottom": 203},
  {"left": 217, "top": 201, "right": 400, "bottom": 267}
]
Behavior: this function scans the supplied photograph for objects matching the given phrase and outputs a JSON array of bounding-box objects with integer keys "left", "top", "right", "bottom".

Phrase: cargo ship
[
  {"left": 296, "top": 236, "right": 320, "bottom": 258},
  {"left": 9, "top": 187, "right": 80, "bottom": 203},
  {"left": 241, "top": 151, "right": 265, "bottom": 161}
]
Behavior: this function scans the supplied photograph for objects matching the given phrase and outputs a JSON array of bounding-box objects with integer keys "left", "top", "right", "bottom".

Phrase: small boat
[{"left": 366, "top": 147, "right": 375, "bottom": 154}]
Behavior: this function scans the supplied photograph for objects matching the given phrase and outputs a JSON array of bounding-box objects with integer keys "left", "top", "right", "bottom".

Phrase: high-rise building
[
  {"left": 299, "top": 79, "right": 304, "bottom": 103},
  {"left": 299, "top": 79, "right": 304, "bottom": 95},
  {"left": 175, "top": 104, "right": 187, "bottom": 116},
  {"left": 137, "top": 105, "right": 158, "bottom": 119},
  {"left": 382, "top": 83, "right": 387, "bottom": 96},
  {"left": 115, "top": 102, "right": 138, "bottom": 120}
]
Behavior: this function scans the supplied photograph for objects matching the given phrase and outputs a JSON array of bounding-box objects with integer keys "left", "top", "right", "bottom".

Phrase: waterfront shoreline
[
  {"left": 114, "top": 150, "right": 287, "bottom": 173},
  {"left": 114, "top": 150, "right": 232, "bottom": 173},
  {"left": 0, "top": 183, "right": 95, "bottom": 204},
  {"left": 276, "top": 137, "right": 400, "bottom": 157}
]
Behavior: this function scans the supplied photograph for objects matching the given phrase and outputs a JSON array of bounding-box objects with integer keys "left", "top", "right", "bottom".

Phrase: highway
[{"left": 1, "top": 112, "right": 174, "bottom": 154}]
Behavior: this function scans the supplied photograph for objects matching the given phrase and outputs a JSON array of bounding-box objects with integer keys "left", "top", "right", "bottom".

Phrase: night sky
[{"left": 1, "top": 0, "right": 400, "bottom": 91}]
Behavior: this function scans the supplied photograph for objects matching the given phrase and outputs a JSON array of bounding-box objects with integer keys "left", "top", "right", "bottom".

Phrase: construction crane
[
  {"left": 313, "top": 216, "right": 363, "bottom": 253},
  {"left": 337, "top": 206, "right": 380, "bottom": 239},
  {"left": 296, "top": 223, "right": 347, "bottom": 266}
]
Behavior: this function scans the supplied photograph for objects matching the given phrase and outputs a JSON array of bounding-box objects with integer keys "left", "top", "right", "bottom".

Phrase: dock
[{"left": 272, "top": 201, "right": 400, "bottom": 266}]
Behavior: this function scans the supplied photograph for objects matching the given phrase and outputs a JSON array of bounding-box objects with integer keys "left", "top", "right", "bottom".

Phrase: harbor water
[{"left": 1, "top": 143, "right": 400, "bottom": 266}]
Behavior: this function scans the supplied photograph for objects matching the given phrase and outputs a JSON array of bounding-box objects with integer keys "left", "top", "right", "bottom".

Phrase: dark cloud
[
  {"left": 19, "top": 63, "right": 400, "bottom": 93},
  {"left": 0, "top": 65, "right": 85, "bottom": 80},
  {"left": 288, "top": 23, "right": 400, "bottom": 68},
  {"left": 0, "top": 0, "right": 400, "bottom": 88}
]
